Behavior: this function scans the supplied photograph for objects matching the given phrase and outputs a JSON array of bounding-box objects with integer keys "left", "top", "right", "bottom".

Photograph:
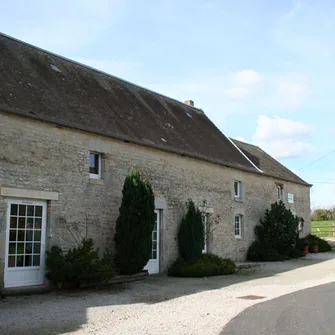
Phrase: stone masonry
[{"left": 0, "top": 112, "right": 311, "bottom": 284}]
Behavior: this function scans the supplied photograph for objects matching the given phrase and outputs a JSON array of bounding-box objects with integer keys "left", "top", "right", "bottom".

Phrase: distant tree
[
  {"left": 311, "top": 208, "right": 333, "bottom": 221},
  {"left": 178, "top": 199, "right": 204, "bottom": 262},
  {"left": 114, "top": 169, "right": 155, "bottom": 275}
]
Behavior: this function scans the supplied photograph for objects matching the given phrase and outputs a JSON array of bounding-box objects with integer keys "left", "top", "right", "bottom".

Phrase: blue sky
[{"left": 2, "top": 0, "right": 335, "bottom": 208}]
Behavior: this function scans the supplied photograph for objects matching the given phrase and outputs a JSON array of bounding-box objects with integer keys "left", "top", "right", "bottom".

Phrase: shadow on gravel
[
  {"left": 221, "top": 282, "right": 335, "bottom": 335},
  {"left": 1, "top": 256, "right": 334, "bottom": 335}
]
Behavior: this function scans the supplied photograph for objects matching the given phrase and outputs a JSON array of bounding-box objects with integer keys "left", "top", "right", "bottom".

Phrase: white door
[
  {"left": 4, "top": 200, "right": 47, "bottom": 288},
  {"left": 144, "top": 210, "right": 160, "bottom": 274}
]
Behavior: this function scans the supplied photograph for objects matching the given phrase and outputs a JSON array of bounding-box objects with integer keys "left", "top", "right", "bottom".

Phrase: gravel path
[{"left": 1, "top": 254, "right": 335, "bottom": 335}]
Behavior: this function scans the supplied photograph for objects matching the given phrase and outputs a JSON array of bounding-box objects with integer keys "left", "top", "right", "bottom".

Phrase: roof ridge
[
  {"left": 0, "top": 31, "right": 204, "bottom": 114},
  {"left": 230, "top": 138, "right": 260, "bottom": 149}
]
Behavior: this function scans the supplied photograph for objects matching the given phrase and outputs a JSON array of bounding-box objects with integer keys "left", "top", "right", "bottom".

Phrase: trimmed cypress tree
[
  {"left": 114, "top": 169, "right": 155, "bottom": 275},
  {"left": 178, "top": 199, "right": 204, "bottom": 262}
]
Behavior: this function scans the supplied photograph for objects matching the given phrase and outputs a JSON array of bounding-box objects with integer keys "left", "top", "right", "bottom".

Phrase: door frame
[
  {"left": 4, "top": 198, "right": 47, "bottom": 288},
  {"left": 144, "top": 209, "right": 160, "bottom": 274}
]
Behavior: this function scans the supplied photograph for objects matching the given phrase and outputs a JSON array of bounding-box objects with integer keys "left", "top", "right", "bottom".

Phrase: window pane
[
  {"left": 8, "top": 256, "right": 16, "bottom": 267},
  {"left": 18, "top": 217, "right": 25, "bottom": 229},
  {"left": 152, "top": 231, "right": 157, "bottom": 240},
  {"left": 10, "top": 217, "right": 17, "bottom": 228},
  {"left": 16, "top": 255, "right": 24, "bottom": 267},
  {"left": 9, "top": 230, "right": 17, "bottom": 242},
  {"left": 25, "top": 243, "right": 33, "bottom": 254},
  {"left": 17, "top": 230, "right": 25, "bottom": 241},
  {"left": 34, "top": 218, "right": 42, "bottom": 229},
  {"left": 34, "top": 230, "right": 41, "bottom": 242},
  {"left": 33, "top": 255, "right": 40, "bottom": 266},
  {"left": 234, "top": 182, "right": 238, "bottom": 196},
  {"left": 8, "top": 243, "right": 16, "bottom": 254},
  {"left": 152, "top": 241, "right": 157, "bottom": 250},
  {"left": 90, "top": 153, "right": 96, "bottom": 167},
  {"left": 33, "top": 243, "right": 41, "bottom": 254},
  {"left": 35, "top": 206, "right": 42, "bottom": 217},
  {"left": 89, "top": 153, "right": 99, "bottom": 174},
  {"left": 26, "top": 218, "right": 34, "bottom": 229},
  {"left": 26, "top": 230, "right": 33, "bottom": 241},
  {"left": 27, "top": 205, "right": 34, "bottom": 216},
  {"left": 11, "top": 204, "right": 18, "bottom": 215},
  {"left": 25, "top": 255, "right": 32, "bottom": 267},
  {"left": 19, "top": 205, "right": 26, "bottom": 216},
  {"left": 17, "top": 243, "right": 24, "bottom": 254}
]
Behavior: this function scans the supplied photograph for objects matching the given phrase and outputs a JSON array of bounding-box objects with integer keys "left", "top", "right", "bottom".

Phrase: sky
[{"left": 1, "top": 0, "right": 335, "bottom": 208}]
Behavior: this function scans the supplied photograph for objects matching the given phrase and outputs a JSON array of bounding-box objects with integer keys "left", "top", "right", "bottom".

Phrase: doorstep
[{"left": 3, "top": 284, "right": 52, "bottom": 297}]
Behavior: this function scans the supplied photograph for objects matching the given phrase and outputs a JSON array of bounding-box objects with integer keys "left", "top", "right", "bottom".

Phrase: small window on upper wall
[
  {"left": 276, "top": 183, "right": 283, "bottom": 201},
  {"left": 89, "top": 152, "right": 102, "bottom": 179},
  {"left": 234, "top": 181, "right": 242, "bottom": 199}
]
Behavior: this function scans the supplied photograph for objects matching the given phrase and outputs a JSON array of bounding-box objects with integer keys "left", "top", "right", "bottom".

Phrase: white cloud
[
  {"left": 234, "top": 70, "right": 261, "bottom": 86},
  {"left": 253, "top": 115, "right": 312, "bottom": 141},
  {"left": 252, "top": 115, "right": 314, "bottom": 159},
  {"left": 223, "top": 87, "right": 249, "bottom": 99}
]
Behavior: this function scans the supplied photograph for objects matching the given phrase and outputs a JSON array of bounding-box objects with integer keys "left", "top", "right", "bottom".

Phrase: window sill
[
  {"left": 235, "top": 236, "right": 242, "bottom": 239},
  {"left": 89, "top": 178, "right": 104, "bottom": 185},
  {"left": 234, "top": 197, "right": 244, "bottom": 203}
]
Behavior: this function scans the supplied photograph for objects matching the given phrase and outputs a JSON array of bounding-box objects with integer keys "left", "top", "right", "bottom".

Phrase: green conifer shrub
[
  {"left": 178, "top": 199, "right": 204, "bottom": 262},
  {"left": 114, "top": 169, "right": 155, "bottom": 275}
]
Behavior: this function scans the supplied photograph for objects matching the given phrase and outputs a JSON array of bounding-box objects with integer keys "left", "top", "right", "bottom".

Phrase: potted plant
[
  {"left": 312, "top": 240, "right": 319, "bottom": 253},
  {"left": 303, "top": 240, "right": 309, "bottom": 256}
]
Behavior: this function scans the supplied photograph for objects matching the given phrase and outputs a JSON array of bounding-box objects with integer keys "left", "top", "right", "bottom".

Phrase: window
[
  {"left": 298, "top": 217, "right": 304, "bottom": 232},
  {"left": 89, "top": 152, "right": 102, "bottom": 179},
  {"left": 202, "top": 213, "right": 208, "bottom": 253},
  {"left": 234, "top": 181, "right": 242, "bottom": 199},
  {"left": 234, "top": 215, "right": 242, "bottom": 238},
  {"left": 276, "top": 183, "right": 283, "bottom": 201}
]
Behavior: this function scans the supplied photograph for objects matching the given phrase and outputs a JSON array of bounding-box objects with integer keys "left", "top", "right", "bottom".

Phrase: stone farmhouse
[{"left": 0, "top": 33, "right": 311, "bottom": 289}]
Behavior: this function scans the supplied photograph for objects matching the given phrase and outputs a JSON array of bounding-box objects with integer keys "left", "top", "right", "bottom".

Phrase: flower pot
[
  {"left": 303, "top": 245, "right": 309, "bottom": 256},
  {"left": 313, "top": 245, "right": 319, "bottom": 253}
]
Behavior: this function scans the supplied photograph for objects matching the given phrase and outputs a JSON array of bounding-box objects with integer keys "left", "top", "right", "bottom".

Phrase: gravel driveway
[{"left": 1, "top": 254, "right": 335, "bottom": 335}]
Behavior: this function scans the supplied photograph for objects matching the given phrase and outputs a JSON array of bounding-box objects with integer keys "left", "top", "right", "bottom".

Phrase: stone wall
[{"left": 0, "top": 111, "right": 311, "bottom": 280}]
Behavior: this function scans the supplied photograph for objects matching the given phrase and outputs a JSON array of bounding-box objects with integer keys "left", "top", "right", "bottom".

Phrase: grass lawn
[{"left": 312, "top": 220, "right": 335, "bottom": 237}]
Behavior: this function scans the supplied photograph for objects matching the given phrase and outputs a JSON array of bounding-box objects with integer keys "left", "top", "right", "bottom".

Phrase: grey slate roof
[
  {"left": 0, "top": 33, "right": 310, "bottom": 187},
  {"left": 0, "top": 33, "right": 258, "bottom": 173},
  {"left": 231, "top": 139, "right": 311, "bottom": 186}
]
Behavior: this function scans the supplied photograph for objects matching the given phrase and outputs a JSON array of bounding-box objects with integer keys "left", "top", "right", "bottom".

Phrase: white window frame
[
  {"left": 202, "top": 213, "right": 208, "bottom": 253},
  {"left": 276, "top": 184, "right": 283, "bottom": 201},
  {"left": 89, "top": 152, "right": 102, "bottom": 179},
  {"left": 234, "top": 215, "right": 242, "bottom": 238},
  {"left": 234, "top": 181, "right": 242, "bottom": 199}
]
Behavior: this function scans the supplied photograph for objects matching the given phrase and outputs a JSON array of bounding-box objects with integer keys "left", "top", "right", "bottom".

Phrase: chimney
[{"left": 185, "top": 100, "right": 194, "bottom": 107}]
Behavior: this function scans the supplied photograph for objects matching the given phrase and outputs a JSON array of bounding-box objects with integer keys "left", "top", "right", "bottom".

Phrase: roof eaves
[{"left": 0, "top": 105, "right": 259, "bottom": 175}]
